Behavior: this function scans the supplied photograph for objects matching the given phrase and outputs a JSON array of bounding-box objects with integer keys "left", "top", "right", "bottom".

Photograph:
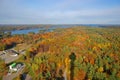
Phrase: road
[
  {"left": 0, "top": 49, "right": 26, "bottom": 64},
  {"left": 3, "top": 65, "right": 25, "bottom": 80},
  {"left": 0, "top": 52, "right": 21, "bottom": 64}
]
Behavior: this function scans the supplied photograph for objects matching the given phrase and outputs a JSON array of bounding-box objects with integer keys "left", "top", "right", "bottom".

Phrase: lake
[
  {"left": 11, "top": 25, "right": 72, "bottom": 35},
  {"left": 12, "top": 28, "right": 42, "bottom": 35}
]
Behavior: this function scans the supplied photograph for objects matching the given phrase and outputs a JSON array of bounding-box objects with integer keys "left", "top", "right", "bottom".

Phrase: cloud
[{"left": 0, "top": 0, "right": 120, "bottom": 24}]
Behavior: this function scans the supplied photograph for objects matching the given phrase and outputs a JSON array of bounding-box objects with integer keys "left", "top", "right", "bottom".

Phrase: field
[{"left": 0, "top": 26, "right": 120, "bottom": 80}]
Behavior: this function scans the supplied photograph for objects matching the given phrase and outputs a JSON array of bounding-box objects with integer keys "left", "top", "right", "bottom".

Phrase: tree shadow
[
  {"left": 20, "top": 72, "right": 28, "bottom": 80},
  {"left": 6, "top": 42, "right": 16, "bottom": 50},
  {"left": 69, "top": 52, "right": 76, "bottom": 80},
  {"left": 56, "top": 77, "right": 64, "bottom": 80},
  {"left": 55, "top": 69, "right": 65, "bottom": 80}
]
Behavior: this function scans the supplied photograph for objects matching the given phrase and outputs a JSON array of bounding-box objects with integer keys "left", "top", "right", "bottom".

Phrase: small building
[
  {"left": 9, "top": 63, "right": 17, "bottom": 71},
  {"left": 9, "top": 62, "right": 24, "bottom": 72}
]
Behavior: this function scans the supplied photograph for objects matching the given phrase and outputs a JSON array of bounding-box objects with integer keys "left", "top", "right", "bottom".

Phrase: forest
[{"left": 0, "top": 26, "right": 120, "bottom": 80}]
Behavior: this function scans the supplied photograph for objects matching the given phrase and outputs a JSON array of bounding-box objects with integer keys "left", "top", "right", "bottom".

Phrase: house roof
[{"left": 10, "top": 63, "right": 16, "bottom": 67}]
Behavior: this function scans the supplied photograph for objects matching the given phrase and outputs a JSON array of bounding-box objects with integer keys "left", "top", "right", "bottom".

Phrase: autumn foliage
[{"left": 0, "top": 26, "right": 120, "bottom": 80}]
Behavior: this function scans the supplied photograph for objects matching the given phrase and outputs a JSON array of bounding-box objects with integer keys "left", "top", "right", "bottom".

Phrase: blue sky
[{"left": 0, "top": 0, "right": 120, "bottom": 24}]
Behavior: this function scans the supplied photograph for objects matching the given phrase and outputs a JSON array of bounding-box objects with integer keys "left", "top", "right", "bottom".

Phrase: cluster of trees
[
  {"left": 0, "top": 35, "right": 23, "bottom": 50},
  {"left": 0, "top": 59, "right": 7, "bottom": 79},
  {"left": 0, "top": 26, "right": 120, "bottom": 80},
  {"left": 0, "top": 31, "right": 12, "bottom": 38},
  {"left": 20, "top": 27, "right": 120, "bottom": 80},
  {"left": 0, "top": 33, "right": 43, "bottom": 50}
]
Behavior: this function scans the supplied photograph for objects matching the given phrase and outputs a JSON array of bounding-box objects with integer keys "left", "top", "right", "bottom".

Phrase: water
[
  {"left": 12, "top": 28, "right": 44, "bottom": 35},
  {"left": 11, "top": 25, "right": 73, "bottom": 35},
  {"left": 11, "top": 28, "right": 56, "bottom": 35}
]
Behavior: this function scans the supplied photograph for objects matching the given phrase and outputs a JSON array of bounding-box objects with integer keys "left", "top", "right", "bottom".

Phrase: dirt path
[{"left": 64, "top": 69, "right": 67, "bottom": 80}]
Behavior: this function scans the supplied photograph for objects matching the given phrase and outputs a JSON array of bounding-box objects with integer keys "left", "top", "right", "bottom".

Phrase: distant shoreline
[{"left": 0, "top": 24, "right": 120, "bottom": 32}]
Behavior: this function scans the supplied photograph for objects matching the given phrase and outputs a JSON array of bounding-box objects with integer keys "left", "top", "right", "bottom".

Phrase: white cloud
[{"left": 0, "top": 0, "right": 120, "bottom": 24}]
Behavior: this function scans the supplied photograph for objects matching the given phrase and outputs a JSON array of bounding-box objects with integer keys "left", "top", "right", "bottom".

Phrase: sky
[{"left": 0, "top": 0, "right": 120, "bottom": 24}]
